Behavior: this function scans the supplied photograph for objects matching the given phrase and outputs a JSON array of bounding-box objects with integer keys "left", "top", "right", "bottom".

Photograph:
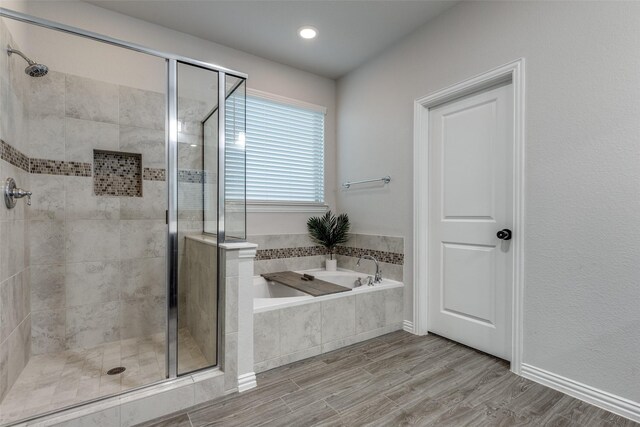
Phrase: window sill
[{"left": 246, "top": 202, "right": 329, "bottom": 213}]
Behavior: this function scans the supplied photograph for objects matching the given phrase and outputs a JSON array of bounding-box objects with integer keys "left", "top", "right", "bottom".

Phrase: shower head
[
  {"left": 24, "top": 63, "right": 49, "bottom": 78},
  {"left": 7, "top": 45, "right": 48, "bottom": 77}
]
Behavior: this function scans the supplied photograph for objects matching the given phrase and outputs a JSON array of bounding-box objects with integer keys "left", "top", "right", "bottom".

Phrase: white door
[{"left": 427, "top": 84, "right": 513, "bottom": 360}]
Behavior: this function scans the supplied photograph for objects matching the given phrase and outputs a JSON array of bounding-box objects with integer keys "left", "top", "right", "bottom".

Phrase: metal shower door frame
[{"left": 0, "top": 6, "right": 245, "bottom": 382}]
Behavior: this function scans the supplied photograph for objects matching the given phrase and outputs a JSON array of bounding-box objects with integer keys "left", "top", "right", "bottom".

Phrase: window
[{"left": 226, "top": 90, "right": 326, "bottom": 210}]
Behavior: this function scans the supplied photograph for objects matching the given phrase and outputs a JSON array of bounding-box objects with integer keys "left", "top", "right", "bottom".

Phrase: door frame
[{"left": 412, "top": 58, "right": 526, "bottom": 374}]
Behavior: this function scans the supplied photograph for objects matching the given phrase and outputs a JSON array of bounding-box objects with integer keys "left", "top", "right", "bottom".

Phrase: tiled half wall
[{"left": 250, "top": 233, "right": 404, "bottom": 282}]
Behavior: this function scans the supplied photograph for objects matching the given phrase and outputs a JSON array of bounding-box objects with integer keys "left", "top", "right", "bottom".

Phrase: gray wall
[{"left": 336, "top": 1, "right": 640, "bottom": 402}]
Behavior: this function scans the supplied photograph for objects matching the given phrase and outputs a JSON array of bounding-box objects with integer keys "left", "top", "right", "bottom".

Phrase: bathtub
[
  {"left": 253, "top": 269, "right": 404, "bottom": 373},
  {"left": 254, "top": 269, "right": 402, "bottom": 312}
]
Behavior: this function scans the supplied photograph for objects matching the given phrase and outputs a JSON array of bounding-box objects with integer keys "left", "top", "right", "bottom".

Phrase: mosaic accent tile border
[
  {"left": 255, "top": 245, "right": 404, "bottom": 265},
  {"left": 30, "top": 159, "right": 65, "bottom": 175},
  {"left": 143, "top": 167, "right": 166, "bottom": 181},
  {"left": 30, "top": 158, "right": 92, "bottom": 177},
  {"left": 66, "top": 161, "right": 93, "bottom": 177},
  {"left": 0, "top": 139, "right": 29, "bottom": 172},
  {"left": 93, "top": 150, "right": 142, "bottom": 197},
  {"left": 336, "top": 246, "right": 404, "bottom": 265},
  {"left": 142, "top": 168, "right": 210, "bottom": 183},
  {"left": 255, "top": 246, "right": 329, "bottom": 261},
  {"left": 178, "top": 170, "right": 206, "bottom": 184},
  {"left": 0, "top": 140, "right": 211, "bottom": 185}
]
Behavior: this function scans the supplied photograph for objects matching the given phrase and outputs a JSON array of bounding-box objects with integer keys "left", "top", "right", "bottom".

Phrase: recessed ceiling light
[{"left": 298, "top": 26, "right": 318, "bottom": 40}]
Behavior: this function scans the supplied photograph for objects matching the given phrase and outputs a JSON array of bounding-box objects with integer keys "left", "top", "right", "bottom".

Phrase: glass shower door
[
  {"left": 0, "top": 8, "right": 247, "bottom": 424},
  {"left": 223, "top": 77, "right": 247, "bottom": 241},
  {"left": 176, "top": 62, "right": 219, "bottom": 375},
  {"left": 0, "top": 14, "right": 169, "bottom": 424}
]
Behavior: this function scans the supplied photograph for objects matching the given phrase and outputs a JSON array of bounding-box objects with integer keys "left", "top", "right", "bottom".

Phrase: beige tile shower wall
[
  {"left": 26, "top": 69, "right": 169, "bottom": 355},
  {"left": 184, "top": 238, "right": 217, "bottom": 366},
  {"left": 0, "top": 18, "right": 31, "bottom": 402}
]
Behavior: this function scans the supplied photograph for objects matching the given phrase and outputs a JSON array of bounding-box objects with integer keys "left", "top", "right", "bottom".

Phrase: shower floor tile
[{"left": 0, "top": 329, "right": 208, "bottom": 425}]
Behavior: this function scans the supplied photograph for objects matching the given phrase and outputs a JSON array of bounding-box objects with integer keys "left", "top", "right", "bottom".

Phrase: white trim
[
  {"left": 521, "top": 364, "right": 640, "bottom": 423},
  {"left": 402, "top": 320, "right": 414, "bottom": 334},
  {"left": 247, "top": 88, "right": 327, "bottom": 115},
  {"left": 237, "top": 372, "right": 257, "bottom": 392},
  {"left": 247, "top": 201, "right": 329, "bottom": 213},
  {"left": 238, "top": 248, "right": 258, "bottom": 259},
  {"left": 412, "top": 58, "right": 526, "bottom": 375}
]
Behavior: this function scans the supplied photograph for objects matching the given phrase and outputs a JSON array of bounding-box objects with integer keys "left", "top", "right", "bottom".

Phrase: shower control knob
[
  {"left": 4, "top": 178, "right": 32, "bottom": 209},
  {"left": 496, "top": 229, "right": 512, "bottom": 240}
]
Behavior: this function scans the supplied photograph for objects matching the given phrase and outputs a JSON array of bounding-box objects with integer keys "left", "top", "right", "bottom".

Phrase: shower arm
[{"left": 7, "top": 46, "right": 36, "bottom": 65}]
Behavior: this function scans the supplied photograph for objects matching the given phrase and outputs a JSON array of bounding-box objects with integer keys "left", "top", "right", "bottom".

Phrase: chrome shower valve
[{"left": 4, "top": 177, "right": 32, "bottom": 209}]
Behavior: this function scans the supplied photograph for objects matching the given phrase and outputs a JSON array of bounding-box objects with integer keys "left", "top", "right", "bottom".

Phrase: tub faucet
[{"left": 356, "top": 255, "right": 382, "bottom": 284}]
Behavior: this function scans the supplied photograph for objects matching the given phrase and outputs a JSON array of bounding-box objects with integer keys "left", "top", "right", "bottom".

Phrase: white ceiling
[{"left": 86, "top": 1, "right": 457, "bottom": 79}]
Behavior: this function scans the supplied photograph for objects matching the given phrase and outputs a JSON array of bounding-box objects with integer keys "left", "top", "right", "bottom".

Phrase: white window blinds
[{"left": 227, "top": 93, "right": 325, "bottom": 204}]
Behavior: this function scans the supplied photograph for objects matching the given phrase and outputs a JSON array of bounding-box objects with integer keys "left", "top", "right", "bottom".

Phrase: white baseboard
[
  {"left": 521, "top": 364, "right": 640, "bottom": 423},
  {"left": 403, "top": 320, "right": 414, "bottom": 334},
  {"left": 237, "top": 372, "right": 257, "bottom": 393}
]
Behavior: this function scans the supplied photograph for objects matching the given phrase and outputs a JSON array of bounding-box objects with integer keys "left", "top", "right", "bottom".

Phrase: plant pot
[{"left": 326, "top": 259, "right": 337, "bottom": 271}]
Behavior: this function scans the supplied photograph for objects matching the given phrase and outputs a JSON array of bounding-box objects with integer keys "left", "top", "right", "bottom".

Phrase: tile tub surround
[
  {"left": 253, "top": 283, "right": 404, "bottom": 373},
  {"left": 250, "top": 234, "right": 328, "bottom": 275},
  {"left": 250, "top": 233, "right": 404, "bottom": 282},
  {"left": 335, "top": 233, "right": 404, "bottom": 282}
]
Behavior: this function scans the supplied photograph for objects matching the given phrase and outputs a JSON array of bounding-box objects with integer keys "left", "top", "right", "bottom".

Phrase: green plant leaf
[{"left": 307, "top": 210, "right": 351, "bottom": 259}]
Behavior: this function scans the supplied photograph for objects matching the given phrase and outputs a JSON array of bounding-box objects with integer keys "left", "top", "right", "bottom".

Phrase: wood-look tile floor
[{"left": 140, "top": 331, "right": 639, "bottom": 427}]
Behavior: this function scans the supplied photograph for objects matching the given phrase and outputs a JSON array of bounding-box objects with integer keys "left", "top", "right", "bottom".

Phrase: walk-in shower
[{"left": 0, "top": 8, "right": 246, "bottom": 426}]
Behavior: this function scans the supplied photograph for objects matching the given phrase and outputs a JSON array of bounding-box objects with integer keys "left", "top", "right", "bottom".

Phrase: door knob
[{"left": 496, "top": 229, "right": 512, "bottom": 240}]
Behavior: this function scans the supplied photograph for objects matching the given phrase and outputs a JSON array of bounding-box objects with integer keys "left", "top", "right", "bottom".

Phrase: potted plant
[{"left": 307, "top": 211, "right": 350, "bottom": 271}]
